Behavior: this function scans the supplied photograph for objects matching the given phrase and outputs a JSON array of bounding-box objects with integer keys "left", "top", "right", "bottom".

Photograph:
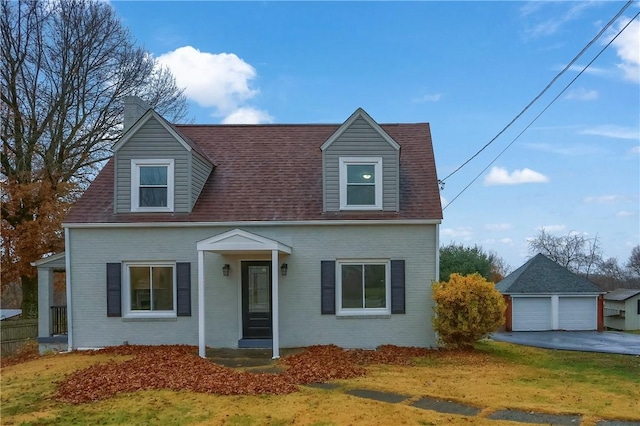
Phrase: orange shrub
[{"left": 432, "top": 273, "right": 506, "bottom": 349}]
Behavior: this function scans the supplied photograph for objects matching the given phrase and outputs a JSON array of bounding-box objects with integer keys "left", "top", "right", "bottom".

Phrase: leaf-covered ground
[{"left": 56, "top": 344, "right": 434, "bottom": 404}]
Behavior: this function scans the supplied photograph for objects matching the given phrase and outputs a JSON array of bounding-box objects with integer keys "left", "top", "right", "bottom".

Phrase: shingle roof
[
  {"left": 496, "top": 253, "right": 602, "bottom": 294},
  {"left": 65, "top": 122, "right": 442, "bottom": 224},
  {"left": 604, "top": 288, "right": 640, "bottom": 301}
]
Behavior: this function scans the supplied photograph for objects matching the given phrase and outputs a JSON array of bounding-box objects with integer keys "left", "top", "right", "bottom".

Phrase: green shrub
[{"left": 432, "top": 273, "right": 506, "bottom": 349}]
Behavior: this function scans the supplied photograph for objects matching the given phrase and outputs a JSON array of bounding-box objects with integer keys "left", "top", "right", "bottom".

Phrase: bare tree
[
  {"left": 627, "top": 246, "right": 640, "bottom": 278},
  {"left": 1, "top": 0, "right": 188, "bottom": 314},
  {"left": 528, "top": 228, "right": 602, "bottom": 276},
  {"left": 597, "top": 257, "right": 628, "bottom": 282},
  {"left": 488, "top": 250, "right": 511, "bottom": 282},
  {"left": 1, "top": 0, "right": 188, "bottom": 188}
]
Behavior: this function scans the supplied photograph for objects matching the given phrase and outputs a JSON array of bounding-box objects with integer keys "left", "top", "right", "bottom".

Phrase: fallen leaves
[
  {"left": 56, "top": 345, "right": 296, "bottom": 403},
  {"left": 55, "top": 344, "right": 435, "bottom": 404},
  {"left": 0, "top": 340, "right": 40, "bottom": 369}
]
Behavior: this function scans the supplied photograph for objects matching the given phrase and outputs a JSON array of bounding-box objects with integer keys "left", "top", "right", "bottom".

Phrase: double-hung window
[
  {"left": 125, "top": 263, "right": 176, "bottom": 317},
  {"left": 339, "top": 157, "right": 383, "bottom": 210},
  {"left": 337, "top": 260, "right": 390, "bottom": 315},
  {"left": 131, "top": 159, "right": 174, "bottom": 212}
]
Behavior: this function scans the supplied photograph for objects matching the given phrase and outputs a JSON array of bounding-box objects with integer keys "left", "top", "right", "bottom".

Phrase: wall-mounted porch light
[
  {"left": 280, "top": 263, "right": 288, "bottom": 276},
  {"left": 222, "top": 264, "right": 230, "bottom": 276}
]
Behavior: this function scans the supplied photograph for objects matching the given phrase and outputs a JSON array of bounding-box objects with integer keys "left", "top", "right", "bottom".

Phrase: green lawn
[{"left": 1, "top": 341, "right": 638, "bottom": 426}]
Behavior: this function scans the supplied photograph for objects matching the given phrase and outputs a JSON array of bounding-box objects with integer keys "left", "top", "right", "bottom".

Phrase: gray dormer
[
  {"left": 321, "top": 108, "right": 400, "bottom": 212},
  {"left": 113, "top": 98, "right": 213, "bottom": 214}
]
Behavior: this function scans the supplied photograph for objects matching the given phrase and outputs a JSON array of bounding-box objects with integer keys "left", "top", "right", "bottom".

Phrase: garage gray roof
[
  {"left": 496, "top": 253, "right": 602, "bottom": 294},
  {"left": 604, "top": 288, "right": 640, "bottom": 301}
]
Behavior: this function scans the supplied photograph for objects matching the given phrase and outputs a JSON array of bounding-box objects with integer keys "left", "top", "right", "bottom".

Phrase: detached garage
[{"left": 497, "top": 254, "right": 604, "bottom": 331}]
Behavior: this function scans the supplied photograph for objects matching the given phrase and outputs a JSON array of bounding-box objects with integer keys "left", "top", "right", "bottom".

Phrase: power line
[
  {"left": 443, "top": 10, "right": 640, "bottom": 211},
  {"left": 439, "top": 0, "right": 636, "bottom": 186}
]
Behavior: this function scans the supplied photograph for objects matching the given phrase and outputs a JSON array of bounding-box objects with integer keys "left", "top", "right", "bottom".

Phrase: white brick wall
[{"left": 68, "top": 223, "right": 438, "bottom": 349}]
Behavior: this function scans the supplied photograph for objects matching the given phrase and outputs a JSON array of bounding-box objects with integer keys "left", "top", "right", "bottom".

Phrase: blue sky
[{"left": 111, "top": 1, "right": 640, "bottom": 271}]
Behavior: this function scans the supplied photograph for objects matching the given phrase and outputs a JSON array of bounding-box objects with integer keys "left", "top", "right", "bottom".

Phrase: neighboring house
[
  {"left": 36, "top": 97, "right": 443, "bottom": 357},
  {"left": 0, "top": 309, "right": 22, "bottom": 320},
  {"left": 497, "top": 254, "right": 604, "bottom": 332},
  {"left": 604, "top": 289, "right": 640, "bottom": 331}
]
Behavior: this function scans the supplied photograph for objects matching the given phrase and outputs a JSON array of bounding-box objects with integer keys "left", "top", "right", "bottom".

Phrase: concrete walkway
[
  {"left": 491, "top": 331, "right": 640, "bottom": 355},
  {"left": 318, "top": 385, "right": 640, "bottom": 425}
]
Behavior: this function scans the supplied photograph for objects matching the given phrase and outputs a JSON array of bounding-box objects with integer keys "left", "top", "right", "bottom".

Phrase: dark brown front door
[{"left": 241, "top": 261, "right": 272, "bottom": 339}]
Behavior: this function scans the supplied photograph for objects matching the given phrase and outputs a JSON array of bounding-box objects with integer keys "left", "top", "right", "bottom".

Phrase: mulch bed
[{"left": 55, "top": 344, "right": 434, "bottom": 403}]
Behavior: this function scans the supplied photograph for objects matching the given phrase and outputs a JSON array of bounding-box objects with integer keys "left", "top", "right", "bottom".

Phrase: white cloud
[
  {"left": 485, "top": 223, "right": 512, "bottom": 231},
  {"left": 484, "top": 166, "right": 549, "bottom": 186},
  {"left": 413, "top": 93, "right": 442, "bottom": 103},
  {"left": 630, "top": 146, "right": 640, "bottom": 154},
  {"left": 525, "top": 142, "right": 602, "bottom": 156},
  {"left": 565, "top": 64, "right": 611, "bottom": 77},
  {"left": 564, "top": 87, "right": 598, "bottom": 101},
  {"left": 609, "top": 17, "right": 640, "bottom": 83},
  {"left": 485, "top": 237, "right": 515, "bottom": 245},
  {"left": 522, "top": 2, "right": 596, "bottom": 38},
  {"left": 440, "top": 195, "right": 449, "bottom": 208},
  {"left": 441, "top": 227, "right": 473, "bottom": 240},
  {"left": 156, "top": 46, "right": 271, "bottom": 123},
  {"left": 583, "top": 195, "right": 621, "bottom": 204},
  {"left": 616, "top": 210, "right": 634, "bottom": 217},
  {"left": 518, "top": 2, "right": 543, "bottom": 18},
  {"left": 221, "top": 107, "right": 273, "bottom": 125},
  {"left": 536, "top": 225, "right": 566, "bottom": 233},
  {"left": 580, "top": 125, "right": 639, "bottom": 140},
  {"left": 568, "top": 230, "right": 588, "bottom": 237}
]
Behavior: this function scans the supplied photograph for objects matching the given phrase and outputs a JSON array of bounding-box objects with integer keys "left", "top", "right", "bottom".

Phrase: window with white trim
[
  {"left": 131, "top": 159, "right": 174, "bottom": 212},
  {"left": 339, "top": 157, "right": 383, "bottom": 210},
  {"left": 124, "top": 263, "right": 176, "bottom": 317},
  {"left": 337, "top": 260, "right": 390, "bottom": 315}
]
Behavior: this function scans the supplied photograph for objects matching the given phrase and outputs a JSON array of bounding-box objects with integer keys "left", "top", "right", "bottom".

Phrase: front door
[{"left": 241, "top": 261, "right": 272, "bottom": 339}]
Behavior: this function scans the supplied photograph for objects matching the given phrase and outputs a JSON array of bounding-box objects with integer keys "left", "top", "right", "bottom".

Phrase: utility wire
[
  {"left": 439, "top": 0, "right": 635, "bottom": 186},
  {"left": 443, "top": 11, "right": 640, "bottom": 211}
]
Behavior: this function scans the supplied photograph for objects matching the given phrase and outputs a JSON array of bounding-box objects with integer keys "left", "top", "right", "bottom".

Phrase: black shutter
[
  {"left": 176, "top": 262, "right": 191, "bottom": 317},
  {"left": 106, "top": 263, "right": 122, "bottom": 317},
  {"left": 391, "top": 259, "right": 405, "bottom": 314},
  {"left": 321, "top": 260, "right": 336, "bottom": 314}
]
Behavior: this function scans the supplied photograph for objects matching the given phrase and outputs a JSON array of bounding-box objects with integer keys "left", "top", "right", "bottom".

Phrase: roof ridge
[{"left": 173, "top": 122, "right": 430, "bottom": 128}]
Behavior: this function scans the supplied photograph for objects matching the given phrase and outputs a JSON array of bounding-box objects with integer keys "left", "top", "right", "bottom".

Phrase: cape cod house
[{"left": 36, "top": 97, "right": 443, "bottom": 358}]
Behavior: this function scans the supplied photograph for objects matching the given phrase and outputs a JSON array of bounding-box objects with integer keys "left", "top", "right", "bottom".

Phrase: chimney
[{"left": 123, "top": 96, "right": 151, "bottom": 131}]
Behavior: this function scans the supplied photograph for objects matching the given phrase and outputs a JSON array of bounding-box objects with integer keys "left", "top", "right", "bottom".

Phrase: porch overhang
[
  {"left": 31, "top": 252, "right": 66, "bottom": 270},
  {"left": 195, "top": 229, "right": 291, "bottom": 360},
  {"left": 196, "top": 228, "right": 292, "bottom": 254}
]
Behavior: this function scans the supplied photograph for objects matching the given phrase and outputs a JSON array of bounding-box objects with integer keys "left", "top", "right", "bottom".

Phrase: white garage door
[
  {"left": 558, "top": 297, "right": 597, "bottom": 330},
  {"left": 512, "top": 297, "right": 552, "bottom": 331}
]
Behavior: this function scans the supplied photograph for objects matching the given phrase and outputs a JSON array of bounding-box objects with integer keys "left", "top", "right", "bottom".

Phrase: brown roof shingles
[{"left": 65, "top": 123, "right": 442, "bottom": 224}]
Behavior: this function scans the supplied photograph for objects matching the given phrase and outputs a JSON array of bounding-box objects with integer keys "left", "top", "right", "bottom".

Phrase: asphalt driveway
[{"left": 491, "top": 331, "right": 640, "bottom": 355}]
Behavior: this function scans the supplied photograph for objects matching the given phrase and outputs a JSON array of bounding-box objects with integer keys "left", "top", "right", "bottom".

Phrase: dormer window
[
  {"left": 339, "top": 157, "right": 383, "bottom": 210},
  {"left": 131, "top": 159, "right": 174, "bottom": 212}
]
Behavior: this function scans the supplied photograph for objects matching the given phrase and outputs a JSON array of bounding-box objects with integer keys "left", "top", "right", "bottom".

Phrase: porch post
[
  {"left": 37, "top": 268, "right": 54, "bottom": 339},
  {"left": 65, "top": 229, "right": 73, "bottom": 350},
  {"left": 271, "top": 249, "right": 280, "bottom": 359},
  {"left": 198, "top": 250, "right": 206, "bottom": 358}
]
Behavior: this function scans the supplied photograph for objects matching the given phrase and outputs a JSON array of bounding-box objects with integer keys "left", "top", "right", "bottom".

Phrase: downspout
[
  {"left": 435, "top": 223, "right": 440, "bottom": 283},
  {"left": 198, "top": 250, "right": 205, "bottom": 358},
  {"left": 64, "top": 227, "right": 73, "bottom": 351},
  {"left": 433, "top": 223, "right": 440, "bottom": 348},
  {"left": 271, "top": 249, "right": 280, "bottom": 359}
]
